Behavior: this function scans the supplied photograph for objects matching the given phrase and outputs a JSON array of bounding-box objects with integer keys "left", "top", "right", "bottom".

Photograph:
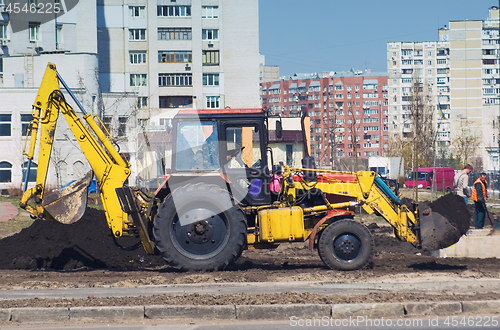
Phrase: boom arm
[
  {"left": 20, "top": 63, "right": 131, "bottom": 237},
  {"left": 281, "top": 166, "right": 419, "bottom": 246}
]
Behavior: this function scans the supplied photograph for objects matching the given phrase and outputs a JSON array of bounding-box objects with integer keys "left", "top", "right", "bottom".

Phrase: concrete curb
[{"left": 0, "top": 300, "right": 498, "bottom": 323}]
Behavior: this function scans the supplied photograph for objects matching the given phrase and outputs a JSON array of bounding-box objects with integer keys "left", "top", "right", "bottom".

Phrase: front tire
[
  {"left": 318, "top": 219, "right": 374, "bottom": 271},
  {"left": 153, "top": 183, "right": 246, "bottom": 271}
]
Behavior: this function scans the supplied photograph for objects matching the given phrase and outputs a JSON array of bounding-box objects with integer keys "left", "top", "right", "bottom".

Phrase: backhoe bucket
[
  {"left": 418, "top": 194, "right": 470, "bottom": 251},
  {"left": 42, "top": 171, "right": 92, "bottom": 224}
]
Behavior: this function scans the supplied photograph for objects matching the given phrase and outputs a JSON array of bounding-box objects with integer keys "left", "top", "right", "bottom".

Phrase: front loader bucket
[
  {"left": 42, "top": 171, "right": 92, "bottom": 224},
  {"left": 419, "top": 194, "right": 470, "bottom": 251}
]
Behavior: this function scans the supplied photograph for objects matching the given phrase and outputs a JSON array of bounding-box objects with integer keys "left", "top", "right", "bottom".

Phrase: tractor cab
[{"left": 160, "top": 109, "right": 274, "bottom": 206}]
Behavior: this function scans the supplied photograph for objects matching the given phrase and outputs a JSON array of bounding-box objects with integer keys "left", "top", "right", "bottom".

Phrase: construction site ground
[{"left": 0, "top": 190, "right": 499, "bottom": 310}]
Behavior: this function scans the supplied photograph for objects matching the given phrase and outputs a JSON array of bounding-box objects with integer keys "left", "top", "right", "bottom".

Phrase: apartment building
[
  {"left": 0, "top": 0, "right": 260, "bottom": 191},
  {"left": 262, "top": 72, "right": 389, "bottom": 168},
  {"left": 388, "top": 6, "right": 500, "bottom": 171},
  {"left": 97, "top": 0, "right": 260, "bottom": 183},
  {"left": 0, "top": 1, "right": 99, "bottom": 191},
  {"left": 387, "top": 39, "right": 452, "bottom": 147},
  {"left": 449, "top": 6, "right": 500, "bottom": 171},
  {"left": 97, "top": 0, "right": 260, "bottom": 118}
]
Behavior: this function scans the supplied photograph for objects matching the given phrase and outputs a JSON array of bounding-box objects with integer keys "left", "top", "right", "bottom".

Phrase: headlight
[
  {"left": 417, "top": 184, "right": 423, "bottom": 188},
  {"left": 403, "top": 184, "right": 406, "bottom": 188}
]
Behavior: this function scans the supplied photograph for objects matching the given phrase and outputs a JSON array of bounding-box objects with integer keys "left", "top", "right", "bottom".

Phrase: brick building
[{"left": 262, "top": 72, "right": 389, "bottom": 169}]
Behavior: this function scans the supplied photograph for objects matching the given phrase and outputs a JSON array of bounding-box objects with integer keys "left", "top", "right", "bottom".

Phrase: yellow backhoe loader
[{"left": 20, "top": 63, "right": 467, "bottom": 271}]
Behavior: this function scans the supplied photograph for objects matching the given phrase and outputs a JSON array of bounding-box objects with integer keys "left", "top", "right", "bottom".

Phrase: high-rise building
[
  {"left": 96, "top": 0, "right": 260, "bottom": 184},
  {"left": 387, "top": 39, "right": 452, "bottom": 148},
  {"left": 387, "top": 6, "right": 500, "bottom": 171},
  {"left": 97, "top": 0, "right": 260, "bottom": 117},
  {"left": 0, "top": 0, "right": 261, "bottom": 191},
  {"left": 262, "top": 71, "right": 389, "bottom": 168},
  {"left": 449, "top": 6, "right": 499, "bottom": 171}
]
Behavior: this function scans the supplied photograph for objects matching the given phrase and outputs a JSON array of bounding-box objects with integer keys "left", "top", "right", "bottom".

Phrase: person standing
[
  {"left": 454, "top": 164, "right": 473, "bottom": 204},
  {"left": 471, "top": 172, "right": 488, "bottom": 229}
]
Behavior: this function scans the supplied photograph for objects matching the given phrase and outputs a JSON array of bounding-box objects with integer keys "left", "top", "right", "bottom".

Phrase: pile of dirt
[
  {"left": 419, "top": 193, "right": 471, "bottom": 250},
  {"left": 0, "top": 208, "right": 164, "bottom": 270}
]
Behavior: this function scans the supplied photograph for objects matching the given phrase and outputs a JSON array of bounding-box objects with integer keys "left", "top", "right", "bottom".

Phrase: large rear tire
[
  {"left": 317, "top": 219, "right": 374, "bottom": 271},
  {"left": 153, "top": 183, "right": 246, "bottom": 271}
]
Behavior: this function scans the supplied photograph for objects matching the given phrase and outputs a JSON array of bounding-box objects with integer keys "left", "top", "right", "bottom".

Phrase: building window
[
  {"left": 0, "top": 161, "right": 12, "bottom": 183},
  {"left": 21, "top": 161, "right": 37, "bottom": 183},
  {"left": 158, "top": 27, "right": 191, "bottom": 40},
  {"left": 484, "top": 59, "right": 497, "bottom": 65},
  {"left": 158, "top": 73, "right": 192, "bottom": 86},
  {"left": 202, "top": 29, "right": 218, "bottom": 41},
  {"left": 55, "top": 24, "right": 63, "bottom": 50},
  {"left": 206, "top": 96, "right": 220, "bottom": 108},
  {"left": 129, "top": 5, "right": 145, "bottom": 17},
  {"left": 137, "top": 97, "right": 148, "bottom": 108},
  {"left": 29, "top": 22, "right": 40, "bottom": 41},
  {"left": 0, "top": 23, "right": 6, "bottom": 41},
  {"left": 21, "top": 113, "right": 34, "bottom": 137},
  {"left": 0, "top": 114, "right": 11, "bottom": 136},
  {"left": 118, "top": 117, "right": 127, "bottom": 137},
  {"left": 285, "top": 144, "right": 293, "bottom": 166},
  {"left": 202, "top": 50, "right": 219, "bottom": 66},
  {"left": 130, "top": 50, "right": 147, "bottom": 64},
  {"left": 203, "top": 73, "right": 219, "bottom": 86},
  {"left": 130, "top": 74, "right": 147, "bottom": 86},
  {"left": 158, "top": 50, "right": 192, "bottom": 63},
  {"left": 159, "top": 96, "right": 192, "bottom": 108},
  {"left": 202, "top": 6, "right": 218, "bottom": 18},
  {"left": 129, "top": 29, "right": 146, "bottom": 41},
  {"left": 157, "top": 5, "right": 191, "bottom": 17}
]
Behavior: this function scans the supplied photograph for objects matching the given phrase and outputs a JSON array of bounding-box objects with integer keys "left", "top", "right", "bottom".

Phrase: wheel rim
[
  {"left": 171, "top": 207, "right": 230, "bottom": 260},
  {"left": 333, "top": 233, "right": 361, "bottom": 262}
]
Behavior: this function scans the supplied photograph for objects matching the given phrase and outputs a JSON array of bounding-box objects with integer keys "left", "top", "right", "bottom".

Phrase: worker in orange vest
[{"left": 471, "top": 172, "right": 488, "bottom": 229}]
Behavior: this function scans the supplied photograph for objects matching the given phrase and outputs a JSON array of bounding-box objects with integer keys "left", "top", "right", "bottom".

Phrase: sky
[{"left": 259, "top": 0, "right": 497, "bottom": 77}]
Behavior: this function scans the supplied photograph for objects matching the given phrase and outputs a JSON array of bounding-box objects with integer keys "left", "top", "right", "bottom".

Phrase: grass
[
  {"left": 0, "top": 195, "right": 34, "bottom": 233},
  {"left": 0, "top": 193, "right": 103, "bottom": 234}
]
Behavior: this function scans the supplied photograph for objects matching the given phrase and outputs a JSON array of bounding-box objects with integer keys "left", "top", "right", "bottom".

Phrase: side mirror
[{"left": 276, "top": 120, "right": 283, "bottom": 139}]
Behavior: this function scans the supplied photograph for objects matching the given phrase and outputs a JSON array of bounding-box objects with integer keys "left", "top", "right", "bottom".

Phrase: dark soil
[
  {"left": 0, "top": 208, "right": 165, "bottom": 270},
  {"left": 0, "top": 207, "right": 426, "bottom": 271},
  {"left": 0, "top": 201, "right": 495, "bottom": 274}
]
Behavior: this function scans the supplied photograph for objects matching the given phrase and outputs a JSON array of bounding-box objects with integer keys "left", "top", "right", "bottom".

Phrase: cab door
[{"left": 221, "top": 121, "right": 271, "bottom": 206}]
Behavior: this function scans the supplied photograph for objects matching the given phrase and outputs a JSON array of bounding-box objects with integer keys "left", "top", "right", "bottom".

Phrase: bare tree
[
  {"left": 346, "top": 106, "right": 362, "bottom": 170},
  {"left": 324, "top": 103, "right": 341, "bottom": 170},
  {"left": 406, "top": 74, "right": 436, "bottom": 200},
  {"left": 385, "top": 133, "right": 413, "bottom": 173},
  {"left": 452, "top": 117, "right": 481, "bottom": 168}
]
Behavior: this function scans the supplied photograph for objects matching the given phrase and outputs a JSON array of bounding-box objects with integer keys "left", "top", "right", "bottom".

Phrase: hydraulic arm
[
  {"left": 20, "top": 63, "right": 132, "bottom": 237},
  {"left": 279, "top": 166, "right": 419, "bottom": 245}
]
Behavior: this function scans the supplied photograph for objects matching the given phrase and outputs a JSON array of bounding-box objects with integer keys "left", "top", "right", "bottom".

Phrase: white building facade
[
  {"left": 0, "top": 1, "right": 99, "bottom": 192},
  {"left": 0, "top": 0, "right": 261, "bottom": 192},
  {"left": 96, "top": 0, "right": 260, "bottom": 185}
]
